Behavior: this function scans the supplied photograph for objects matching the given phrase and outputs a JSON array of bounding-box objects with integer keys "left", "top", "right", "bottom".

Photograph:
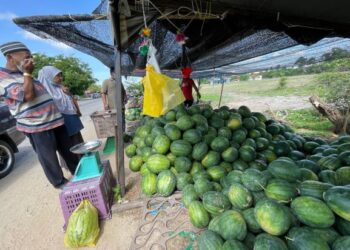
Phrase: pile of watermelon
[{"left": 125, "top": 104, "right": 350, "bottom": 250}]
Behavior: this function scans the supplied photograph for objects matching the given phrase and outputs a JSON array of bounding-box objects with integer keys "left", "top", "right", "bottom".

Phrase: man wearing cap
[
  {"left": 0, "top": 41, "right": 79, "bottom": 188},
  {"left": 180, "top": 67, "right": 201, "bottom": 107}
]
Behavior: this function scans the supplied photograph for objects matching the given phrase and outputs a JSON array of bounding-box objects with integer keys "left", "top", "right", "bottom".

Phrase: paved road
[
  {"left": 78, "top": 97, "right": 103, "bottom": 122},
  {"left": 11, "top": 98, "right": 103, "bottom": 173}
]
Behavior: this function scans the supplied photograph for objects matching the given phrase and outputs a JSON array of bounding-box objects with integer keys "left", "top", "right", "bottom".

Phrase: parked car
[{"left": 0, "top": 103, "right": 26, "bottom": 179}]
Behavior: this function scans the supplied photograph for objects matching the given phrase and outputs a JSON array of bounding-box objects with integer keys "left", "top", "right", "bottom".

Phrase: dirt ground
[
  {"left": 227, "top": 94, "right": 312, "bottom": 112},
  {"left": 0, "top": 120, "right": 143, "bottom": 250}
]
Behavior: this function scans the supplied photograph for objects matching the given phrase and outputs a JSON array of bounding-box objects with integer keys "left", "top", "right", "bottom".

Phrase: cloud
[
  {"left": 0, "top": 12, "right": 17, "bottom": 21},
  {"left": 18, "top": 30, "right": 72, "bottom": 51}
]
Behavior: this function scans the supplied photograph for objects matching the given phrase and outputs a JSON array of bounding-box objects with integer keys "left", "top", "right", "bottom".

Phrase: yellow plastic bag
[
  {"left": 64, "top": 200, "right": 100, "bottom": 248},
  {"left": 142, "top": 64, "right": 185, "bottom": 117}
]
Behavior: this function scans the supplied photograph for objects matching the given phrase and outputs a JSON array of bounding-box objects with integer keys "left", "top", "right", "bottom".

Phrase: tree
[
  {"left": 295, "top": 56, "right": 307, "bottom": 67},
  {"left": 321, "top": 48, "right": 350, "bottom": 61},
  {"left": 310, "top": 72, "right": 350, "bottom": 134},
  {"left": 88, "top": 84, "right": 101, "bottom": 93},
  {"left": 32, "top": 53, "right": 97, "bottom": 95}
]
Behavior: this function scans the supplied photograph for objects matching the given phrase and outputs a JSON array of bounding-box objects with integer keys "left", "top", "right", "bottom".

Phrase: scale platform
[{"left": 70, "top": 140, "right": 103, "bottom": 182}]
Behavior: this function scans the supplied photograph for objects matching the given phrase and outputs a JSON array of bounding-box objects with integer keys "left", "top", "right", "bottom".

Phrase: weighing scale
[{"left": 70, "top": 140, "right": 103, "bottom": 182}]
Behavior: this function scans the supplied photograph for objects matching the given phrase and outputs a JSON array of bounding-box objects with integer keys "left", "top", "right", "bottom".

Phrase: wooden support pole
[
  {"left": 218, "top": 80, "right": 224, "bottom": 108},
  {"left": 109, "top": 0, "right": 126, "bottom": 196}
]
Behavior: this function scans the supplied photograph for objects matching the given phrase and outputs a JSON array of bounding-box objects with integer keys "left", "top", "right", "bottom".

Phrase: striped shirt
[{"left": 0, "top": 67, "right": 64, "bottom": 133}]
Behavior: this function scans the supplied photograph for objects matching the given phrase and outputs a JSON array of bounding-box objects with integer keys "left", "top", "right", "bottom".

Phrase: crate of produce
[
  {"left": 59, "top": 160, "right": 115, "bottom": 226},
  {"left": 90, "top": 110, "right": 116, "bottom": 138}
]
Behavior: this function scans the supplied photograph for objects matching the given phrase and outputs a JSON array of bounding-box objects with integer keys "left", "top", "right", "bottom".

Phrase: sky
[{"left": 0, "top": 0, "right": 110, "bottom": 84}]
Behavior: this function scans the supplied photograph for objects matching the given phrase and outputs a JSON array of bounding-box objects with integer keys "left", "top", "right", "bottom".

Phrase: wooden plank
[{"left": 109, "top": 0, "right": 126, "bottom": 196}]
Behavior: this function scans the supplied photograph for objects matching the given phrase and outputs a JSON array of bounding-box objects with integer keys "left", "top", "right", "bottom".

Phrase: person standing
[
  {"left": 0, "top": 41, "right": 79, "bottom": 188},
  {"left": 101, "top": 66, "right": 127, "bottom": 130},
  {"left": 38, "top": 66, "right": 84, "bottom": 146},
  {"left": 180, "top": 67, "right": 201, "bottom": 107}
]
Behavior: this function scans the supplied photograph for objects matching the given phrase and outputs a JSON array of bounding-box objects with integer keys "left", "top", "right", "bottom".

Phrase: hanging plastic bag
[
  {"left": 161, "top": 76, "right": 185, "bottom": 114},
  {"left": 142, "top": 64, "right": 165, "bottom": 117},
  {"left": 147, "top": 43, "right": 161, "bottom": 73},
  {"left": 64, "top": 200, "right": 100, "bottom": 248},
  {"left": 142, "top": 65, "right": 185, "bottom": 117}
]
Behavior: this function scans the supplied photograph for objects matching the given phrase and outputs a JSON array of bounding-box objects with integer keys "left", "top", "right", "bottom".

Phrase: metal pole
[{"left": 109, "top": 0, "right": 126, "bottom": 196}]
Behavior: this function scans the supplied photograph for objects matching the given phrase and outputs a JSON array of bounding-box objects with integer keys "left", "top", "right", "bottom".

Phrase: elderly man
[{"left": 0, "top": 41, "right": 79, "bottom": 188}]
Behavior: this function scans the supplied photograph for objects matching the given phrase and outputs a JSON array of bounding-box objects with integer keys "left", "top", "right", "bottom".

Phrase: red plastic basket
[{"left": 59, "top": 160, "right": 115, "bottom": 226}]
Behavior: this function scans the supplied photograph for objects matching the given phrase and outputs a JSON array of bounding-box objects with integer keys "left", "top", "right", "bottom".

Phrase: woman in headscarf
[{"left": 38, "top": 66, "right": 84, "bottom": 146}]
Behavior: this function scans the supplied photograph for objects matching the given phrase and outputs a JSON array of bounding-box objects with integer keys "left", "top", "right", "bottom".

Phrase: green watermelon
[
  {"left": 208, "top": 210, "right": 247, "bottom": 240},
  {"left": 197, "top": 230, "right": 224, "bottom": 250},
  {"left": 227, "top": 183, "right": 253, "bottom": 210},
  {"left": 182, "top": 184, "right": 199, "bottom": 208},
  {"left": 165, "top": 110, "right": 176, "bottom": 121},
  {"left": 156, "top": 170, "right": 176, "bottom": 197},
  {"left": 192, "top": 142, "right": 209, "bottom": 161},
  {"left": 305, "top": 227, "right": 340, "bottom": 246},
  {"left": 336, "top": 216, "right": 350, "bottom": 236},
  {"left": 304, "top": 141, "right": 320, "bottom": 154},
  {"left": 336, "top": 167, "right": 350, "bottom": 185},
  {"left": 170, "top": 140, "right": 192, "bottom": 157},
  {"left": 146, "top": 154, "right": 170, "bottom": 174},
  {"left": 241, "top": 169, "right": 267, "bottom": 192},
  {"left": 202, "top": 191, "right": 231, "bottom": 216},
  {"left": 176, "top": 172, "right": 193, "bottom": 190},
  {"left": 183, "top": 129, "right": 202, "bottom": 144},
  {"left": 164, "top": 124, "right": 181, "bottom": 141},
  {"left": 239, "top": 145, "right": 256, "bottom": 162},
  {"left": 176, "top": 115, "right": 195, "bottom": 131},
  {"left": 151, "top": 126, "right": 165, "bottom": 137},
  {"left": 190, "top": 161, "right": 204, "bottom": 176},
  {"left": 238, "top": 106, "right": 252, "bottom": 118},
  {"left": 218, "top": 127, "right": 232, "bottom": 139},
  {"left": 318, "top": 156, "right": 342, "bottom": 171},
  {"left": 210, "top": 136, "right": 230, "bottom": 153},
  {"left": 140, "top": 163, "right": 151, "bottom": 176},
  {"left": 221, "top": 240, "right": 248, "bottom": 250},
  {"left": 300, "top": 168, "right": 319, "bottom": 181},
  {"left": 129, "top": 155, "right": 143, "bottom": 172},
  {"left": 174, "top": 156, "right": 192, "bottom": 173},
  {"left": 141, "top": 173, "right": 157, "bottom": 196},
  {"left": 254, "top": 233, "right": 288, "bottom": 250},
  {"left": 324, "top": 186, "right": 350, "bottom": 221},
  {"left": 201, "top": 151, "right": 221, "bottom": 168},
  {"left": 268, "top": 158, "right": 301, "bottom": 182},
  {"left": 125, "top": 144, "right": 137, "bottom": 157},
  {"left": 319, "top": 170, "right": 338, "bottom": 185},
  {"left": 286, "top": 227, "right": 330, "bottom": 250},
  {"left": 227, "top": 116, "right": 242, "bottom": 130},
  {"left": 332, "top": 236, "right": 350, "bottom": 250},
  {"left": 339, "top": 151, "right": 350, "bottom": 165},
  {"left": 194, "top": 178, "right": 215, "bottom": 198},
  {"left": 299, "top": 180, "right": 333, "bottom": 199},
  {"left": 291, "top": 196, "right": 335, "bottom": 228},
  {"left": 221, "top": 147, "right": 238, "bottom": 162},
  {"left": 233, "top": 159, "right": 249, "bottom": 171},
  {"left": 297, "top": 159, "right": 321, "bottom": 174},
  {"left": 207, "top": 166, "right": 226, "bottom": 182},
  {"left": 254, "top": 199, "right": 291, "bottom": 236},
  {"left": 232, "top": 129, "right": 247, "bottom": 144},
  {"left": 188, "top": 201, "right": 210, "bottom": 228},
  {"left": 243, "top": 208, "right": 262, "bottom": 233},
  {"left": 265, "top": 179, "right": 297, "bottom": 203}
]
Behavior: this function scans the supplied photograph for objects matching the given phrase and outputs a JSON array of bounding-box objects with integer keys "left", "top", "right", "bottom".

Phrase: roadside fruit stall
[{"left": 12, "top": 0, "right": 350, "bottom": 249}]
